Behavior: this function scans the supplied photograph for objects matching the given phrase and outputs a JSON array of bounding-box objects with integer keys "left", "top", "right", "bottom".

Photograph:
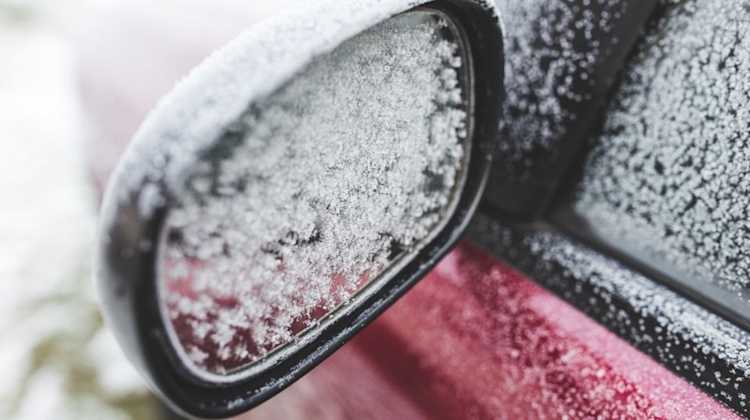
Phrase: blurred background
[{"left": 0, "top": 1, "right": 303, "bottom": 418}]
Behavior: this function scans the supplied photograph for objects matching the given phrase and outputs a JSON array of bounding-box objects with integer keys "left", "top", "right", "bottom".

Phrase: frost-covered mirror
[
  {"left": 97, "top": 0, "right": 503, "bottom": 417},
  {"left": 160, "top": 10, "right": 473, "bottom": 380}
]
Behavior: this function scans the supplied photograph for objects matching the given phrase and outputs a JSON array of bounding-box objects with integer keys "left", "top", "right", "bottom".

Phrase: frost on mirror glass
[{"left": 157, "top": 11, "right": 471, "bottom": 377}]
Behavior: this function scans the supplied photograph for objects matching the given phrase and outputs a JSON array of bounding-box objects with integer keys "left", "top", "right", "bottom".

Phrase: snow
[
  {"left": 158, "top": 11, "right": 472, "bottom": 376},
  {"left": 0, "top": 25, "right": 151, "bottom": 420}
]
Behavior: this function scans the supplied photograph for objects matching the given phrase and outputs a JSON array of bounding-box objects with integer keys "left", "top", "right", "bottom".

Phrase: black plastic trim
[{"left": 551, "top": 208, "right": 750, "bottom": 338}]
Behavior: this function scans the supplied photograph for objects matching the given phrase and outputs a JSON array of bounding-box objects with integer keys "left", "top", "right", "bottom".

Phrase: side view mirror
[{"left": 96, "top": 0, "right": 503, "bottom": 418}]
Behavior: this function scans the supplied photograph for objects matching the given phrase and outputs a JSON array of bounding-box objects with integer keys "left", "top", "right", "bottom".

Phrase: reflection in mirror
[{"left": 158, "top": 10, "right": 473, "bottom": 379}]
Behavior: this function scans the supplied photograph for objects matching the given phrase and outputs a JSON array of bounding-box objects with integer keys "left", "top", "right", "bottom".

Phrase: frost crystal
[
  {"left": 575, "top": 0, "right": 750, "bottom": 299},
  {"left": 158, "top": 13, "right": 469, "bottom": 375},
  {"left": 493, "top": 0, "right": 626, "bottom": 178}
]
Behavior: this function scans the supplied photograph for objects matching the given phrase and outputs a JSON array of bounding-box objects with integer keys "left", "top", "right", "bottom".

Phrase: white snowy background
[{"left": 0, "top": 1, "right": 302, "bottom": 418}]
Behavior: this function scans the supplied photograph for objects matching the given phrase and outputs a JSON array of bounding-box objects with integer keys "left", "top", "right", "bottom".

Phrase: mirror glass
[{"left": 157, "top": 10, "right": 473, "bottom": 379}]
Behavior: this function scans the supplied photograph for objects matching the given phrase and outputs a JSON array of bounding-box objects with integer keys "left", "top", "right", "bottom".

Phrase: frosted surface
[
  {"left": 575, "top": 0, "right": 750, "bottom": 299},
  {"left": 492, "top": 0, "right": 627, "bottom": 178},
  {"left": 469, "top": 215, "right": 750, "bottom": 415},
  {"left": 158, "top": 12, "right": 470, "bottom": 376}
]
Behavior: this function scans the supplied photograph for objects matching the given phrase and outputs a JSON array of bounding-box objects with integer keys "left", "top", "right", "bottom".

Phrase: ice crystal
[{"left": 158, "top": 12, "right": 469, "bottom": 375}]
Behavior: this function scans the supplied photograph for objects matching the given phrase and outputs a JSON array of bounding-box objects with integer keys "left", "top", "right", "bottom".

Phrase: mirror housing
[{"left": 96, "top": 0, "right": 503, "bottom": 418}]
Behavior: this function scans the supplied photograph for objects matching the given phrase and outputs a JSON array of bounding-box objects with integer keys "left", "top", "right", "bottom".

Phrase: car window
[{"left": 559, "top": 0, "right": 750, "bottom": 324}]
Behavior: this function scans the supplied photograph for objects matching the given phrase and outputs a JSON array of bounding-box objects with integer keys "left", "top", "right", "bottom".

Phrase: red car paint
[{"left": 241, "top": 243, "right": 737, "bottom": 419}]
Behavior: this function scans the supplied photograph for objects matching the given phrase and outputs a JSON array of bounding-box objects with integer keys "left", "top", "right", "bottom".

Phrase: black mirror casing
[{"left": 96, "top": 0, "right": 504, "bottom": 418}]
